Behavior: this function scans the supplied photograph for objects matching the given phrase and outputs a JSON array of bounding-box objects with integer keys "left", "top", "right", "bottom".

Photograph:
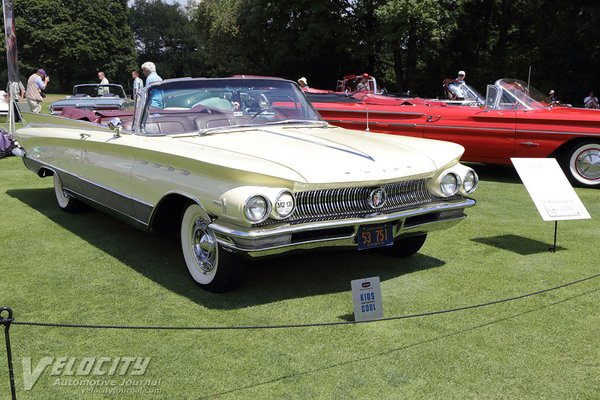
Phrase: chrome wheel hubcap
[
  {"left": 191, "top": 219, "right": 217, "bottom": 274},
  {"left": 576, "top": 148, "right": 600, "bottom": 180}
]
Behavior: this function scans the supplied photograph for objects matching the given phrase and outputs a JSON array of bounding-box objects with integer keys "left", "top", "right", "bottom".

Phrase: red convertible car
[{"left": 309, "top": 78, "right": 600, "bottom": 188}]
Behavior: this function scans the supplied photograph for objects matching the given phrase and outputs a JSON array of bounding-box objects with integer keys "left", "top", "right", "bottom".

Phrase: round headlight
[
  {"left": 244, "top": 195, "right": 269, "bottom": 222},
  {"left": 440, "top": 173, "right": 459, "bottom": 196},
  {"left": 463, "top": 170, "right": 478, "bottom": 193},
  {"left": 273, "top": 191, "right": 295, "bottom": 219}
]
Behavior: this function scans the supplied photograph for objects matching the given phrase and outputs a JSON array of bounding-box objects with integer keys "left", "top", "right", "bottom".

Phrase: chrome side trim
[
  {"left": 326, "top": 120, "right": 419, "bottom": 128},
  {"left": 424, "top": 125, "right": 515, "bottom": 133},
  {"left": 24, "top": 156, "right": 154, "bottom": 208},
  {"left": 515, "top": 129, "right": 600, "bottom": 137},
  {"left": 23, "top": 156, "right": 153, "bottom": 227},
  {"left": 317, "top": 108, "right": 426, "bottom": 117}
]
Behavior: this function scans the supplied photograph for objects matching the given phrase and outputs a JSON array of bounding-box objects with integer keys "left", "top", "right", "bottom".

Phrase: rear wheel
[
  {"left": 563, "top": 141, "right": 600, "bottom": 187},
  {"left": 377, "top": 234, "right": 427, "bottom": 257},
  {"left": 53, "top": 173, "right": 83, "bottom": 212},
  {"left": 180, "top": 203, "right": 244, "bottom": 292}
]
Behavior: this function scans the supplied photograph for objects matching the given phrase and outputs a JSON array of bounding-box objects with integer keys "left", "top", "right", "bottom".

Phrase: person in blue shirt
[
  {"left": 141, "top": 62, "right": 163, "bottom": 108},
  {"left": 141, "top": 62, "right": 162, "bottom": 87}
]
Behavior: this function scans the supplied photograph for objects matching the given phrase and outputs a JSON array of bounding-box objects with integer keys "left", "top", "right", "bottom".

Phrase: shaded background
[{"left": 1, "top": 0, "right": 598, "bottom": 106}]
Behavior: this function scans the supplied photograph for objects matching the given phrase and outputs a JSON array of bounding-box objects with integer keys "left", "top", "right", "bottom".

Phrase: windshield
[
  {"left": 494, "top": 79, "right": 549, "bottom": 110},
  {"left": 446, "top": 82, "right": 484, "bottom": 103},
  {"left": 142, "top": 78, "right": 323, "bottom": 135},
  {"left": 73, "top": 85, "right": 126, "bottom": 98}
]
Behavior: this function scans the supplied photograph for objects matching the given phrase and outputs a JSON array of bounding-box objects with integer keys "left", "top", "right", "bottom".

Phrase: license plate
[{"left": 357, "top": 223, "right": 394, "bottom": 250}]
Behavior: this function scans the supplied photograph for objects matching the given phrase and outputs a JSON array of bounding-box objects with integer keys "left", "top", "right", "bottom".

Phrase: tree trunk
[
  {"left": 406, "top": 20, "right": 417, "bottom": 93},
  {"left": 393, "top": 45, "right": 404, "bottom": 93}
]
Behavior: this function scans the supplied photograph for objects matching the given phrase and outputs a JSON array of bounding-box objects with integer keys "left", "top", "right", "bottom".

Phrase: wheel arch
[
  {"left": 550, "top": 137, "right": 600, "bottom": 159},
  {"left": 37, "top": 166, "right": 54, "bottom": 178},
  {"left": 148, "top": 193, "right": 211, "bottom": 235}
]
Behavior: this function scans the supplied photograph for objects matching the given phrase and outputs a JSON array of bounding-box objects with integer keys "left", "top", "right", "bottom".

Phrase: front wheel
[
  {"left": 377, "top": 234, "right": 427, "bottom": 257},
  {"left": 53, "top": 173, "right": 84, "bottom": 212},
  {"left": 562, "top": 141, "right": 600, "bottom": 187},
  {"left": 180, "top": 203, "right": 244, "bottom": 292}
]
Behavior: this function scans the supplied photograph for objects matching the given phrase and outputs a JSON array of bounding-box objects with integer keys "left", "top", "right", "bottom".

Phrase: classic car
[
  {"left": 14, "top": 77, "right": 478, "bottom": 292},
  {"left": 310, "top": 78, "right": 600, "bottom": 188},
  {"left": 48, "top": 84, "right": 133, "bottom": 115}
]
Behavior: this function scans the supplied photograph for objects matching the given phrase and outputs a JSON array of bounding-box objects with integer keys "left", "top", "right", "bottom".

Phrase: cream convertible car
[{"left": 15, "top": 77, "right": 478, "bottom": 292}]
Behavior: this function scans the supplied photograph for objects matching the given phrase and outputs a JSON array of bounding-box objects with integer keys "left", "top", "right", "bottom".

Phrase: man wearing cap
[
  {"left": 548, "top": 89, "right": 559, "bottom": 103},
  {"left": 455, "top": 70, "right": 466, "bottom": 84},
  {"left": 26, "top": 69, "right": 49, "bottom": 113}
]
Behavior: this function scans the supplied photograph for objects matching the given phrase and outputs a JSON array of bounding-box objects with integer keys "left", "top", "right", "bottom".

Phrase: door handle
[
  {"left": 426, "top": 115, "right": 442, "bottom": 122},
  {"left": 519, "top": 141, "right": 539, "bottom": 146}
]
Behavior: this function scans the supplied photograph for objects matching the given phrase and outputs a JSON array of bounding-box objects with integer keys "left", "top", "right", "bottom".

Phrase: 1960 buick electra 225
[{"left": 14, "top": 77, "right": 478, "bottom": 292}]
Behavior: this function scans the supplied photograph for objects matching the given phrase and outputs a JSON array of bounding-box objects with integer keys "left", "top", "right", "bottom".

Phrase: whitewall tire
[
  {"left": 564, "top": 142, "right": 600, "bottom": 187},
  {"left": 180, "top": 203, "right": 243, "bottom": 292},
  {"left": 53, "top": 173, "right": 83, "bottom": 212}
]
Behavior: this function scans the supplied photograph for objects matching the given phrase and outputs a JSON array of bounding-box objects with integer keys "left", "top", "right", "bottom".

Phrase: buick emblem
[{"left": 368, "top": 187, "right": 387, "bottom": 209}]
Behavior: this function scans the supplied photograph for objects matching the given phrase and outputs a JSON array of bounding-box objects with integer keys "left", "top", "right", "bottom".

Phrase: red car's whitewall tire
[{"left": 565, "top": 142, "right": 600, "bottom": 187}]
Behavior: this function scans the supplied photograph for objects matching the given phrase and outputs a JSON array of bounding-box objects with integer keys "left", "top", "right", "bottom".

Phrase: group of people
[{"left": 12, "top": 61, "right": 163, "bottom": 114}]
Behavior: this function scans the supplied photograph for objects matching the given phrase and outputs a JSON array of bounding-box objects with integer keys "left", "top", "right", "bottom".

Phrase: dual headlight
[
  {"left": 435, "top": 167, "right": 478, "bottom": 197},
  {"left": 243, "top": 191, "right": 295, "bottom": 223}
]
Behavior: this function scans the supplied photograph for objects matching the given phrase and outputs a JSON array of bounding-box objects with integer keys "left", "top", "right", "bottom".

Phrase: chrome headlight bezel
[
  {"left": 440, "top": 172, "right": 460, "bottom": 196},
  {"left": 462, "top": 170, "right": 479, "bottom": 194},
  {"left": 243, "top": 195, "right": 271, "bottom": 223},
  {"left": 271, "top": 190, "right": 296, "bottom": 220}
]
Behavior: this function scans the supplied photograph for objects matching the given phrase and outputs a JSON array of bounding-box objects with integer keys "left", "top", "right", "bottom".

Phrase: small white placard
[
  {"left": 351, "top": 276, "right": 383, "bottom": 321},
  {"left": 511, "top": 158, "right": 591, "bottom": 221}
]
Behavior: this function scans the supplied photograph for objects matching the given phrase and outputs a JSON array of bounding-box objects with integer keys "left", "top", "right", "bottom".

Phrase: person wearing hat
[
  {"left": 297, "top": 77, "right": 309, "bottom": 90},
  {"left": 26, "top": 68, "right": 49, "bottom": 113},
  {"left": 455, "top": 70, "right": 466, "bottom": 84},
  {"left": 548, "top": 89, "right": 558, "bottom": 103}
]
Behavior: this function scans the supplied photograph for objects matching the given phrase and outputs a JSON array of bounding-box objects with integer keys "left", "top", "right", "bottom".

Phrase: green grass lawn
[{"left": 0, "top": 156, "right": 599, "bottom": 399}]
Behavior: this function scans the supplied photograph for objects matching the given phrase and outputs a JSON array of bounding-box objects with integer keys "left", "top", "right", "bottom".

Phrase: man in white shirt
[{"left": 98, "top": 71, "right": 109, "bottom": 95}]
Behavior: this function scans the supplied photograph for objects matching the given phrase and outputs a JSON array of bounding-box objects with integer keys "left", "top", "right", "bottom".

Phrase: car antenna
[{"left": 527, "top": 65, "right": 532, "bottom": 92}]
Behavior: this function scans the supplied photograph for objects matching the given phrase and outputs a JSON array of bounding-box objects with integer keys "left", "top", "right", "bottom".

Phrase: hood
[{"left": 176, "top": 125, "right": 464, "bottom": 184}]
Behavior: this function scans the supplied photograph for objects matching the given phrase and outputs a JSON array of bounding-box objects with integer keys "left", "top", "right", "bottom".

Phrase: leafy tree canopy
[{"left": 1, "top": 0, "right": 136, "bottom": 92}]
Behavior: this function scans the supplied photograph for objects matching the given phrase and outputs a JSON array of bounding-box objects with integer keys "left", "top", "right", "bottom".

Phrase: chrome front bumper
[{"left": 210, "top": 198, "right": 476, "bottom": 258}]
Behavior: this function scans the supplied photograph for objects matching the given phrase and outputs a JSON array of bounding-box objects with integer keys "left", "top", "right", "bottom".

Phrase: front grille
[{"left": 258, "top": 179, "right": 455, "bottom": 226}]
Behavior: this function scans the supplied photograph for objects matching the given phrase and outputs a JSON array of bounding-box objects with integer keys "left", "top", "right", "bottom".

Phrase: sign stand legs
[{"left": 550, "top": 221, "right": 558, "bottom": 253}]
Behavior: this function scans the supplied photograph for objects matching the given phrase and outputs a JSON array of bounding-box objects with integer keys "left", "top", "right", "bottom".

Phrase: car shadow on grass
[
  {"left": 8, "top": 187, "right": 445, "bottom": 310},
  {"left": 464, "top": 162, "right": 522, "bottom": 184},
  {"left": 471, "top": 234, "right": 565, "bottom": 255}
]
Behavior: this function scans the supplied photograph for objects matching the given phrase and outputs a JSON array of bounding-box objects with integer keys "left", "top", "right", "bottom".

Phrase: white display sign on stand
[
  {"left": 351, "top": 276, "right": 383, "bottom": 321},
  {"left": 511, "top": 158, "right": 591, "bottom": 251}
]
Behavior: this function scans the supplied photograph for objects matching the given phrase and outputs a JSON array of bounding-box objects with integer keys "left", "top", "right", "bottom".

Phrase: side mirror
[{"left": 108, "top": 117, "right": 122, "bottom": 137}]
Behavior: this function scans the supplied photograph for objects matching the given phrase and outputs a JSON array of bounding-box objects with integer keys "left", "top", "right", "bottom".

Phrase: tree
[
  {"left": 1, "top": 0, "right": 137, "bottom": 92},
  {"left": 129, "top": 0, "right": 204, "bottom": 79},
  {"left": 376, "top": 0, "right": 452, "bottom": 94},
  {"left": 194, "top": 0, "right": 361, "bottom": 89}
]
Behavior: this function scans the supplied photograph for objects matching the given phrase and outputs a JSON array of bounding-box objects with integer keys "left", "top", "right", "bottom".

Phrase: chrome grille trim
[{"left": 258, "top": 179, "right": 455, "bottom": 226}]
